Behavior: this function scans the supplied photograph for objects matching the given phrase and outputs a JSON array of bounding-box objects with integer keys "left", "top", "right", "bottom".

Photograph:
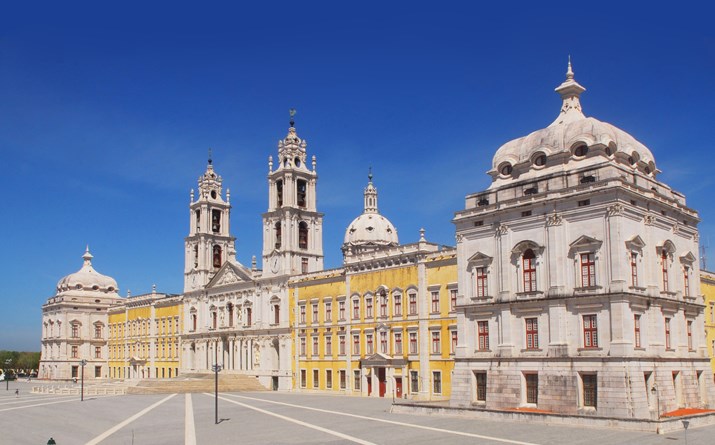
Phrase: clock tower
[
  {"left": 262, "top": 111, "right": 324, "bottom": 277},
  {"left": 184, "top": 153, "right": 236, "bottom": 292}
]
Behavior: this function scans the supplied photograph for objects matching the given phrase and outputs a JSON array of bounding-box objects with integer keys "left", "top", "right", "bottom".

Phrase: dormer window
[
  {"left": 533, "top": 153, "right": 546, "bottom": 167},
  {"left": 499, "top": 163, "right": 513, "bottom": 176},
  {"left": 573, "top": 144, "right": 588, "bottom": 157}
]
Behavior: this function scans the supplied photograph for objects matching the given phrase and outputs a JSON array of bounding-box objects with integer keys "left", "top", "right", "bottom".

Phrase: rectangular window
[
  {"left": 95, "top": 366, "right": 101, "bottom": 378},
  {"left": 476, "top": 267, "right": 488, "bottom": 297},
  {"left": 394, "top": 332, "right": 403, "bottom": 355},
  {"left": 354, "top": 370, "right": 361, "bottom": 391},
  {"left": 409, "top": 332, "right": 418, "bottom": 354},
  {"left": 71, "top": 345, "right": 78, "bottom": 358},
  {"left": 478, "top": 321, "right": 489, "bottom": 350},
  {"left": 580, "top": 253, "right": 596, "bottom": 287},
  {"left": 665, "top": 317, "right": 671, "bottom": 349},
  {"left": 339, "top": 370, "right": 346, "bottom": 389},
  {"left": 71, "top": 324, "right": 80, "bottom": 338},
  {"left": 433, "top": 371, "right": 442, "bottom": 394},
  {"left": 312, "top": 304, "right": 319, "bottom": 324},
  {"left": 634, "top": 314, "right": 641, "bottom": 348},
  {"left": 313, "top": 369, "right": 319, "bottom": 388},
  {"left": 366, "top": 334, "right": 373, "bottom": 355},
  {"left": 353, "top": 334, "right": 360, "bottom": 355},
  {"left": 300, "top": 337, "right": 306, "bottom": 356},
  {"left": 353, "top": 300, "right": 360, "bottom": 319},
  {"left": 301, "top": 257, "right": 308, "bottom": 274},
  {"left": 246, "top": 308, "right": 252, "bottom": 326},
  {"left": 394, "top": 294, "right": 402, "bottom": 316},
  {"left": 380, "top": 331, "right": 388, "bottom": 354},
  {"left": 326, "top": 370, "right": 332, "bottom": 389},
  {"left": 661, "top": 251, "right": 669, "bottom": 291},
  {"left": 379, "top": 293, "right": 388, "bottom": 317},
  {"left": 582, "top": 374, "right": 597, "bottom": 408},
  {"left": 410, "top": 370, "right": 419, "bottom": 393},
  {"left": 687, "top": 320, "right": 693, "bottom": 350},
  {"left": 326, "top": 335, "right": 332, "bottom": 356},
  {"left": 523, "top": 252, "right": 537, "bottom": 292},
  {"left": 431, "top": 291, "right": 440, "bottom": 313},
  {"left": 95, "top": 346, "right": 101, "bottom": 358},
  {"left": 325, "top": 302, "right": 332, "bottom": 323},
  {"left": 339, "top": 301, "right": 346, "bottom": 320},
  {"left": 630, "top": 252, "right": 639, "bottom": 287},
  {"left": 366, "top": 298, "right": 373, "bottom": 318},
  {"left": 312, "top": 335, "right": 319, "bottom": 356},
  {"left": 431, "top": 331, "right": 441, "bottom": 354},
  {"left": 339, "top": 335, "right": 346, "bottom": 355},
  {"left": 525, "top": 318, "right": 538, "bottom": 350},
  {"left": 476, "top": 372, "right": 487, "bottom": 402},
  {"left": 525, "top": 373, "right": 538, "bottom": 404},
  {"left": 583, "top": 315, "right": 598, "bottom": 348},
  {"left": 274, "top": 304, "right": 280, "bottom": 325},
  {"left": 72, "top": 366, "right": 79, "bottom": 379},
  {"left": 684, "top": 266, "right": 690, "bottom": 298},
  {"left": 450, "top": 289, "right": 457, "bottom": 311},
  {"left": 451, "top": 330, "right": 458, "bottom": 354},
  {"left": 409, "top": 293, "right": 417, "bottom": 315},
  {"left": 94, "top": 324, "right": 102, "bottom": 339}
]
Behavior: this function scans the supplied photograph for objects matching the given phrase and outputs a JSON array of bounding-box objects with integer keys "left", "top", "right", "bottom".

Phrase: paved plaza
[{"left": 1, "top": 380, "right": 714, "bottom": 444}]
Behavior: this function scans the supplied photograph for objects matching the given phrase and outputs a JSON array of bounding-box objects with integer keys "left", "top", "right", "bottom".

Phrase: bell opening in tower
[
  {"left": 276, "top": 180, "right": 283, "bottom": 207},
  {"left": 275, "top": 221, "right": 282, "bottom": 249},
  {"left": 213, "top": 245, "right": 222, "bottom": 269},
  {"left": 297, "top": 179, "right": 307, "bottom": 208},
  {"left": 299, "top": 221, "right": 308, "bottom": 249},
  {"left": 212, "top": 210, "right": 221, "bottom": 233}
]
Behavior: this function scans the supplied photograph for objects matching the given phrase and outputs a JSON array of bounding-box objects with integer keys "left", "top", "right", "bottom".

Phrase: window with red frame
[
  {"left": 395, "top": 332, "right": 403, "bottom": 354},
  {"left": 687, "top": 320, "right": 693, "bottom": 350},
  {"left": 312, "top": 304, "right": 318, "bottom": 323},
  {"left": 478, "top": 321, "right": 489, "bottom": 350},
  {"left": 431, "top": 291, "right": 440, "bottom": 313},
  {"left": 325, "top": 335, "right": 332, "bottom": 356},
  {"left": 409, "top": 332, "right": 418, "bottom": 354},
  {"left": 432, "top": 331, "right": 441, "bottom": 354},
  {"left": 366, "top": 298, "right": 373, "bottom": 318},
  {"left": 353, "top": 334, "right": 360, "bottom": 355},
  {"left": 299, "top": 305, "right": 306, "bottom": 324},
  {"left": 634, "top": 314, "right": 641, "bottom": 348},
  {"left": 353, "top": 300, "right": 360, "bottom": 319},
  {"left": 661, "top": 250, "right": 669, "bottom": 291},
  {"left": 684, "top": 266, "right": 690, "bottom": 298},
  {"left": 339, "top": 301, "right": 345, "bottom": 320},
  {"left": 380, "top": 331, "right": 388, "bottom": 353},
  {"left": 380, "top": 292, "right": 388, "bottom": 317},
  {"left": 523, "top": 249, "right": 537, "bottom": 292},
  {"left": 580, "top": 253, "right": 596, "bottom": 287},
  {"left": 366, "top": 334, "right": 373, "bottom": 355},
  {"left": 339, "top": 335, "right": 345, "bottom": 355},
  {"left": 325, "top": 302, "right": 332, "bottom": 323},
  {"left": 525, "top": 318, "right": 538, "bottom": 349},
  {"left": 476, "top": 267, "right": 488, "bottom": 297},
  {"left": 394, "top": 294, "right": 402, "bottom": 316},
  {"left": 409, "top": 293, "right": 417, "bottom": 315},
  {"left": 665, "top": 317, "right": 671, "bottom": 349},
  {"left": 630, "top": 252, "right": 639, "bottom": 287},
  {"left": 451, "top": 330, "right": 458, "bottom": 353},
  {"left": 583, "top": 315, "right": 598, "bottom": 348}
]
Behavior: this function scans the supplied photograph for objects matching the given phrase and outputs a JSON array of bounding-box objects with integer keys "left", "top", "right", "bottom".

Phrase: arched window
[
  {"left": 212, "top": 209, "right": 221, "bottom": 233},
  {"left": 195, "top": 209, "right": 200, "bottom": 232},
  {"left": 661, "top": 250, "right": 669, "bottom": 291},
  {"left": 193, "top": 245, "right": 199, "bottom": 268},
  {"left": 191, "top": 312, "right": 197, "bottom": 331},
  {"left": 275, "top": 222, "right": 282, "bottom": 249},
  {"left": 213, "top": 245, "right": 222, "bottom": 269},
  {"left": 299, "top": 221, "right": 308, "bottom": 249},
  {"left": 276, "top": 180, "right": 283, "bottom": 207},
  {"left": 523, "top": 249, "right": 537, "bottom": 292}
]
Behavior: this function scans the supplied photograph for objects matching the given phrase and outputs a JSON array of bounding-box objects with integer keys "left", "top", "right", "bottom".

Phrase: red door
[
  {"left": 378, "top": 368, "right": 386, "bottom": 397},
  {"left": 395, "top": 377, "right": 403, "bottom": 398}
]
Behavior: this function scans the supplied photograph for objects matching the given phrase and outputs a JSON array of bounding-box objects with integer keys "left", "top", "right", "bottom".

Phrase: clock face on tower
[{"left": 270, "top": 255, "right": 282, "bottom": 273}]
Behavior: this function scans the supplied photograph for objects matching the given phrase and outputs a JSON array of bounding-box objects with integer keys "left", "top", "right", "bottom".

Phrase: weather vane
[
  {"left": 289, "top": 108, "right": 296, "bottom": 127},
  {"left": 208, "top": 147, "right": 213, "bottom": 165}
]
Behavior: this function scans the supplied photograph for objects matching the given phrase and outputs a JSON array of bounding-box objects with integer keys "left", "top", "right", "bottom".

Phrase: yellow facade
[
  {"left": 702, "top": 271, "right": 715, "bottom": 376},
  {"left": 107, "top": 292, "right": 183, "bottom": 380},
  {"left": 290, "top": 245, "right": 457, "bottom": 400}
]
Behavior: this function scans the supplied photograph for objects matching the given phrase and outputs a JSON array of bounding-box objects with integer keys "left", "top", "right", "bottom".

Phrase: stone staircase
[{"left": 127, "top": 373, "right": 268, "bottom": 394}]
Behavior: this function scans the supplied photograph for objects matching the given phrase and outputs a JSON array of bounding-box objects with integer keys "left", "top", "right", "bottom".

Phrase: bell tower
[
  {"left": 262, "top": 110, "right": 324, "bottom": 277},
  {"left": 184, "top": 152, "right": 236, "bottom": 292}
]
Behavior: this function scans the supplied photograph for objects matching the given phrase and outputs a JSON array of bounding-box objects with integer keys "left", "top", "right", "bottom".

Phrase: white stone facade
[
  {"left": 39, "top": 249, "right": 121, "bottom": 380},
  {"left": 451, "top": 63, "right": 715, "bottom": 418},
  {"left": 181, "top": 120, "right": 322, "bottom": 390}
]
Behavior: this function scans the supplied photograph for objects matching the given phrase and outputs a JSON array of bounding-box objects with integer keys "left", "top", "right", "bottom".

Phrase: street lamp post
[
  {"left": 5, "top": 359, "right": 11, "bottom": 391},
  {"left": 80, "top": 359, "right": 87, "bottom": 402},
  {"left": 683, "top": 419, "right": 690, "bottom": 445},
  {"left": 651, "top": 385, "right": 660, "bottom": 433},
  {"left": 213, "top": 362, "right": 222, "bottom": 424}
]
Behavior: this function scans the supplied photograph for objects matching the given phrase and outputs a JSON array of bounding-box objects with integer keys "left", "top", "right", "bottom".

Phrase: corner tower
[
  {"left": 184, "top": 153, "right": 236, "bottom": 292},
  {"left": 262, "top": 111, "right": 324, "bottom": 277}
]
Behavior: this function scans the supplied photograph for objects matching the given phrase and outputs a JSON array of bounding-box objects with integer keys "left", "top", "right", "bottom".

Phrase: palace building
[
  {"left": 289, "top": 174, "right": 457, "bottom": 400},
  {"left": 450, "top": 62, "right": 715, "bottom": 418}
]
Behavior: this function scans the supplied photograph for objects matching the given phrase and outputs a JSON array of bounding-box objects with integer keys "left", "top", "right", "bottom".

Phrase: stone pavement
[{"left": 2, "top": 380, "right": 714, "bottom": 444}]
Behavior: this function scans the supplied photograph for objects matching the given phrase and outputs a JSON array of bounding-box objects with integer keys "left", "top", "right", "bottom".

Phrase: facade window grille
[
  {"left": 525, "top": 373, "right": 538, "bottom": 404},
  {"left": 634, "top": 314, "right": 641, "bottom": 348},
  {"left": 582, "top": 374, "right": 597, "bottom": 408},
  {"left": 476, "top": 372, "right": 487, "bottom": 402},
  {"left": 525, "top": 318, "right": 538, "bottom": 349}
]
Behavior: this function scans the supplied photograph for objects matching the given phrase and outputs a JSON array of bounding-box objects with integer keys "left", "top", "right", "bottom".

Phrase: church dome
[
  {"left": 343, "top": 172, "right": 399, "bottom": 251},
  {"left": 490, "top": 61, "right": 656, "bottom": 179},
  {"left": 56, "top": 247, "right": 119, "bottom": 294}
]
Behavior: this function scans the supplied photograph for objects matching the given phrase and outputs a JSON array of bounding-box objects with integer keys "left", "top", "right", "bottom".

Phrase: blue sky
[{"left": 2, "top": 2, "right": 714, "bottom": 351}]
